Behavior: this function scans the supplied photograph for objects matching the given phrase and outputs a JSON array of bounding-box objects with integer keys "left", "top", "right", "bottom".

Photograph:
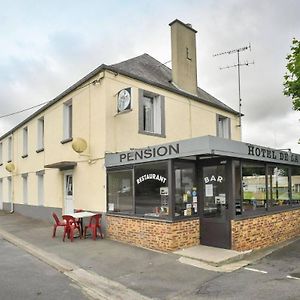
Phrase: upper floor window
[
  {"left": 37, "top": 117, "right": 44, "bottom": 151},
  {"left": 7, "top": 136, "right": 12, "bottom": 162},
  {"left": 22, "top": 127, "right": 28, "bottom": 157},
  {"left": 0, "top": 143, "right": 2, "bottom": 165},
  {"left": 63, "top": 100, "right": 72, "bottom": 142},
  {"left": 217, "top": 115, "right": 231, "bottom": 139},
  {"left": 139, "top": 90, "right": 165, "bottom": 137}
]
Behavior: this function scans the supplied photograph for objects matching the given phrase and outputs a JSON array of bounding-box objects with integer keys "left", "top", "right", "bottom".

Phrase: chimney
[{"left": 169, "top": 19, "right": 198, "bottom": 95}]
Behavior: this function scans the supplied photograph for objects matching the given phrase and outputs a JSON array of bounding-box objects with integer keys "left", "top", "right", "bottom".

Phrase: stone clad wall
[
  {"left": 106, "top": 215, "right": 200, "bottom": 252},
  {"left": 231, "top": 209, "right": 300, "bottom": 251}
]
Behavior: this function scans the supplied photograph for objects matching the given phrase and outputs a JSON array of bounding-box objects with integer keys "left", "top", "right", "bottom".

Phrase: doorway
[
  {"left": 199, "top": 159, "right": 231, "bottom": 249},
  {"left": 64, "top": 171, "right": 74, "bottom": 214}
]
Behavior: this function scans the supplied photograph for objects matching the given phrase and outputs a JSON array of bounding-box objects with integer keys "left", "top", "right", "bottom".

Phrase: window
[
  {"left": 0, "top": 143, "right": 2, "bottom": 165},
  {"left": 107, "top": 161, "right": 169, "bottom": 218},
  {"left": 7, "top": 176, "right": 12, "bottom": 203},
  {"left": 242, "top": 163, "right": 266, "bottom": 212},
  {"left": 0, "top": 179, "right": 3, "bottom": 209},
  {"left": 291, "top": 167, "right": 300, "bottom": 205},
  {"left": 7, "top": 136, "right": 12, "bottom": 162},
  {"left": 135, "top": 162, "right": 168, "bottom": 217},
  {"left": 217, "top": 115, "right": 231, "bottom": 139},
  {"left": 107, "top": 170, "right": 133, "bottom": 213},
  {"left": 37, "top": 117, "right": 44, "bottom": 151},
  {"left": 174, "top": 161, "right": 197, "bottom": 217},
  {"left": 139, "top": 90, "right": 165, "bottom": 137},
  {"left": 22, "top": 127, "right": 28, "bottom": 157},
  {"left": 22, "top": 174, "right": 28, "bottom": 205},
  {"left": 63, "top": 100, "right": 72, "bottom": 141},
  {"left": 37, "top": 171, "right": 44, "bottom": 206},
  {"left": 267, "top": 166, "right": 290, "bottom": 208}
]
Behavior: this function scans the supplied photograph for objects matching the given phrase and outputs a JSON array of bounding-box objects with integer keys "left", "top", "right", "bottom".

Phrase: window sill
[
  {"left": 36, "top": 148, "right": 44, "bottom": 153},
  {"left": 138, "top": 130, "right": 166, "bottom": 138},
  {"left": 21, "top": 154, "right": 28, "bottom": 159},
  {"left": 61, "top": 138, "right": 73, "bottom": 144}
]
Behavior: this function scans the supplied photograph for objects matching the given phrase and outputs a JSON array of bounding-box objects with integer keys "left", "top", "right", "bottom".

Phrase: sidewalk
[{"left": 0, "top": 211, "right": 283, "bottom": 299}]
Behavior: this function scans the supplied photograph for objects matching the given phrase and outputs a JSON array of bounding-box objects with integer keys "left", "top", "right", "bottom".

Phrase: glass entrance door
[{"left": 200, "top": 160, "right": 231, "bottom": 249}]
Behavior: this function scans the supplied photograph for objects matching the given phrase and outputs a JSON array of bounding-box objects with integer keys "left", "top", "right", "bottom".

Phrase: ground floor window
[
  {"left": 291, "top": 166, "right": 300, "bottom": 205},
  {"left": 174, "top": 161, "right": 196, "bottom": 217},
  {"left": 267, "top": 166, "right": 290, "bottom": 208},
  {"left": 135, "top": 162, "right": 168, "bottom": 217},
  {"left": 107, "top": 169, "right": 133, "bottom": 214},
  {"left": 242, "top": 163, "right": 266, "bottom": 211}
]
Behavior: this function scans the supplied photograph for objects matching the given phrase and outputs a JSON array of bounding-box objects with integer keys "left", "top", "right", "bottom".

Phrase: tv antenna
[{"left": 213, "top": 43, "right": 254, "bottom": 137}]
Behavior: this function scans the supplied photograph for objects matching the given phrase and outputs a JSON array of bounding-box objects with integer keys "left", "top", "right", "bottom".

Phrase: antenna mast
[{"left": 213, "top": 43, "right": 254, "bottom": 138}]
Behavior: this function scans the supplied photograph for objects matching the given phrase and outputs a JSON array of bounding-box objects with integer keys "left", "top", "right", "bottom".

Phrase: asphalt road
[
  {"left": 0, "top": 238, "right": 90, "bottom": 300},
  {"left": 172, "top": 239, "right": 300, "bottom": 300}
]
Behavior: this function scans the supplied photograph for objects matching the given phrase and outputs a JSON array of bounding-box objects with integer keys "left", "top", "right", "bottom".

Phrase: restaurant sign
[{"left": 136, "top": 174, "right": 167, "bottom": 184}]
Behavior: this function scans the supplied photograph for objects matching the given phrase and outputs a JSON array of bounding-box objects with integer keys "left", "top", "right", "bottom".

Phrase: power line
[{"left": 0, "top": 101, "right": 50, "bottom": 119}]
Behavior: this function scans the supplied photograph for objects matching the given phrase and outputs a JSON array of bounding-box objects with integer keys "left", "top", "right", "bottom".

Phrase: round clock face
[{"left": 117, "top": 89, "right": 131, "bottom": 112}]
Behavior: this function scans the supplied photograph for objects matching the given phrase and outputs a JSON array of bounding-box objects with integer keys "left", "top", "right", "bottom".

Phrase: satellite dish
[
  {"left": 72, "top": 138, "right": 88, "bottom": 153},
  {"left": 5, "top": 162, "right": 15, "bottom": 173}
]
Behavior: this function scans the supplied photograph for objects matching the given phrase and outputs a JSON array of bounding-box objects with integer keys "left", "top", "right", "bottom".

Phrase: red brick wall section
[
  {"left": 232, "top": 209, "right": 300, "bottom": 251},
  {"left": 106, "top": 216, "right": 200, "bottom": 252}
]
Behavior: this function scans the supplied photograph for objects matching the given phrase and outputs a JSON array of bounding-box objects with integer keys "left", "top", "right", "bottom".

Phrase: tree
[{"left": 283, "top": 38, "right": 300, "bottom": 110}]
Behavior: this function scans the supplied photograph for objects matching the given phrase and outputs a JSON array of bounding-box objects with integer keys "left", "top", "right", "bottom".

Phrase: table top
[{"left": 63, "top": 211, "right": 97, "bottom": 218}]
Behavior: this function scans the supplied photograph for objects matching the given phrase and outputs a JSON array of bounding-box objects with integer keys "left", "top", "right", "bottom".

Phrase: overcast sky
[{"left": 0, "top": 0, "right": 299, "bottom": 151}]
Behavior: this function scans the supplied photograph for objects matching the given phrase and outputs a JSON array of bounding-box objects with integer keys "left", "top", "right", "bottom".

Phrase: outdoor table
[{"left": 62, "top": 211, "right": 97, "bottom": 236}]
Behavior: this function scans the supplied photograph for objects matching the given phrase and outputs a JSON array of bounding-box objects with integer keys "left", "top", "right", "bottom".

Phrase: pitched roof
[
  {"left": 108, "top": 53, "right": 238, "bottom": 114},
  {"left": 0, "top": 53, "right": 238, "bottom": 140}
]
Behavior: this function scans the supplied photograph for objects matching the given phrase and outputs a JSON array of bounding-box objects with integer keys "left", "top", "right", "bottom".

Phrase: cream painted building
[
  {"left": 2, "top": 20, "right": 300, "bottom": 253},
  {"left": 0, "top": 19, "right": 240, "bottom": 220}
]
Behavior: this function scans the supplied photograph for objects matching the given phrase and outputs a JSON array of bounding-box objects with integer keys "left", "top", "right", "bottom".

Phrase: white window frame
[
  {"left": 63, "top": 100, "right": 72, "bottom": 141},
  {"left": 7, "top": 176, "right": 12, "bottom": 203},
  {"left": 139, "top": 90, "right": 165, "bottom": 137},
  {"left": 37, "top": 171, "right": 44, "bottom": 206},
  {"left": 22, "top": 127, "right": 28, "bottom": 157},
  {"left": 37, "top": 117, "right": 44, "bottom": 151},
  {"left": 22, "top": 174, "right": 28, "bottom": 205},
  {"left": 0, "top": 179, "right": 3, "bottom": 210},
  {"left": 0, "top": 143, "right": 3, "bottom": 165},
  {"left": 217, "top": 115, "right": 231, "bottom": 139},
  {"left": 7, "top": 136, "right": 12, "bottom": 162}
]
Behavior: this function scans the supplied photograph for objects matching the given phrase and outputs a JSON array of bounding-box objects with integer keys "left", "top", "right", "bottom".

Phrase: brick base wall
[
  {"left": 106, "top": 215, "right": 200, "bottom": 252},
  {"left": 232, "top": 209, "right": 300, "bottom": 251}
]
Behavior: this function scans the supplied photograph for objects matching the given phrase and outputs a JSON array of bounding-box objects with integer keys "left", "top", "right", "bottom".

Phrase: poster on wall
[{"left": 205, "top": 184, "right": 213, "bottom": 197}]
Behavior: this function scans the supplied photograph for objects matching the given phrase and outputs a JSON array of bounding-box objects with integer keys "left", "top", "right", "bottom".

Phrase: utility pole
[{"left": 213, "top": 44, "right": 254, "bottom": 139}]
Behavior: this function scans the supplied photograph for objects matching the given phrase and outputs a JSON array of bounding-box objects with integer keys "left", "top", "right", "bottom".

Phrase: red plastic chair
[
  {"left": 62, "top": 215, "right": 82, "bottom": 242},
  {"left": 52, "top": 212, "right": 66, "bottom": 238},
  {"left": 84, "top": 214, "right": 103, "bottom": 240}
]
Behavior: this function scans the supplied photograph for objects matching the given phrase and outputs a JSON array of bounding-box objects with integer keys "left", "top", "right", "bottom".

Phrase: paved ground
[
  {"left": 1, "top": 211, "right": 300, "bottom": 299},
  {"left": 0, "top": 238, "right": 89, "bottom": 300}
]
